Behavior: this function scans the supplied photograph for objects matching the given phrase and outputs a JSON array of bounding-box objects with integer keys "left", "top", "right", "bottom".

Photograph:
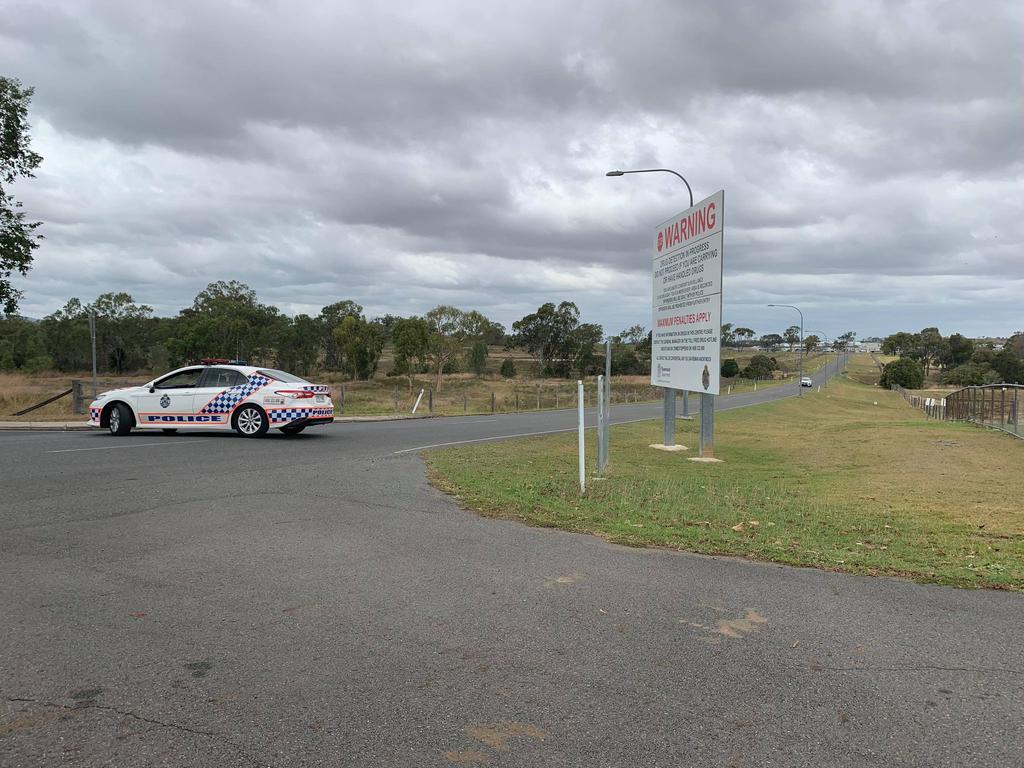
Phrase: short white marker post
[
  {"left": 577, "top": 380, "right": 585, "bottom": 493},
  {"left": 411, "top": 388, "right": 425, "bottom": 414}
]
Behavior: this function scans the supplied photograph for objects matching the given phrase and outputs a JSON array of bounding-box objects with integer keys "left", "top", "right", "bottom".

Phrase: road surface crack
[{"left": 4, "top": 696, "right": 277, "bottom": 767}]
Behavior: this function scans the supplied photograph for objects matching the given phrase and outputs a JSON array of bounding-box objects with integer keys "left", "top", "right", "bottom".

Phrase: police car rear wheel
[
  {"left": 233, "top": 405, "right": 268, "bottom": 437},
  {"left": 108, "top": 403, "right": 133, "bottom": 436}
]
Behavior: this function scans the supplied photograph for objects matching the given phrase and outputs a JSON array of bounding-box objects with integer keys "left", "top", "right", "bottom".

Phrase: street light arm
[{"left": 606, "top": 168, "right": 694, "bottom": 207}]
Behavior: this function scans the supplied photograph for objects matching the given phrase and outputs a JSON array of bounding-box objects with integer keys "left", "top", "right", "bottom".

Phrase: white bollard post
[
  {"left": 411, "top": 388, "right": 425, "bottom": 414},
  {"left": 577, "top": 380, "right": 585, "bottom": 493}
]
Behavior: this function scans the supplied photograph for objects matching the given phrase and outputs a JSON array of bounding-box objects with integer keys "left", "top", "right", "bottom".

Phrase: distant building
[{"left": 857, "top": 341, "right": 882, "bottom": 353}]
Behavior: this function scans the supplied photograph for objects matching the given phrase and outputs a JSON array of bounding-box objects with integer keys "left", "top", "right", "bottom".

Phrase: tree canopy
[{"left": 0, "top": 77, "right": 43, "bottom": 314}]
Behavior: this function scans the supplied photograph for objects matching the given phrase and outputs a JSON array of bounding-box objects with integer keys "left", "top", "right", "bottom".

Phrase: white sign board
[{"left": 650, "top": 190, "right": 724, "bottom": 395}]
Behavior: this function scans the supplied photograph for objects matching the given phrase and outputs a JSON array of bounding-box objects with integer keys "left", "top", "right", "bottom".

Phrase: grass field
[
  {"left": 0, "top": 348, "right": 832, "bottom": 421},
  {"left": 425, "top": 358, "right": 1024, "bottom": 590}
]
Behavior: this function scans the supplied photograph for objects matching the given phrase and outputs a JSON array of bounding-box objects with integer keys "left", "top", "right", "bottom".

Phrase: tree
[
  {"left": 391, "top": 316, "right": 430, "bottom": 391},
  {"left": 618, "top": 325, "right": 646, "bottom": 345},
  {"left": 783, "top": 325, "right": 801, "bottom": 351},
  {"left": 569, "top": 322, "right": 604, "bottom": 377},
  {"left": 940, "top": 333, "right": 974, "bottom": 369},
  {"left": 803, "top": 335, "right": 820, "bottom": 354},
  {"left": 992, "top": 349, "right": 1024, "bottom": 384},
  {"left": 740, "top": 354, "right": 777, "bottom": 379},
  {"left": 1, "top": 77, "right": 43, "bottom": 315},
  {"left": 720, "top": 323, "right": 736, "bottom": 347},
  {"left": 734, "top": 327, "right": 755, "bottom": 344},
  {"left": 720, "top": 358, "right": 739, "bottom": 378},
  {"left": 880, "top": 358, "right": 924, "bottom": 389},
  {"left": 466, "top": 339, "right": 489, "bottom": 376},
  {"left": 425, "top": 305, "right": 489, "bottom": 391},
  {"left": 836, "top": 331, "right": 857, "bottom": 350},
  {"left": 40, "top": 298, "right": 91, "bottom": 371},
  {"left": 509, "top": 302, "right": 581, "bottom": 375},
  {"left": 500, "top": 358, "right": 516, "bottom": 378},
  {"left": 168, "top": 281, "right": 280, "bottom": 364},
  {"left": 914, "top": 327, "right": 945, "bottom": 375},
  {"left": 881, "top": 331, "right": 918, "bottom": 357},
  {"left": 90, "top": 292, "right": 154, "bottom": 372},
  {"left": 319, "top": 300, "right": 364, "bottom": 370},
  {"left": 0, "top": 314, "right": 45, "bottom": 369},
  {"left": 334, "top": 315, "right": 385, "bottom": 380},
  {"left": 274, "top": 314, "right": 321, "bottom": 376},
  {"left": 760, "top": 333, "right": 784, "bottom": 351}
]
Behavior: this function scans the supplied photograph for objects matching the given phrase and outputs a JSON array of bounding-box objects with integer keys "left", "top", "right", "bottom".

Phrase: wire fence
[{"left": 891, "top": 383, "right": 1023, "bottom": 439}]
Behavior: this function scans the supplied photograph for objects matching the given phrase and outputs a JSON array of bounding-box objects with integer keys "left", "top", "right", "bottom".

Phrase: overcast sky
[{"left": 2, "top": 0, "right": 1021, "bottom": 338}]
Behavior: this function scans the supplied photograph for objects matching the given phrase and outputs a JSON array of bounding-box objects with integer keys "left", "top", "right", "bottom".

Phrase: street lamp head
[{"left": 605, "top": 170, "right": 625, "bottom": 176}]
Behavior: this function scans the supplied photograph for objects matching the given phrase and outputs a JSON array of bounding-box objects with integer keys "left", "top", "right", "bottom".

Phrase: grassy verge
[{"left": 425, "top": 362, "right": 1024, "bottom": 590}]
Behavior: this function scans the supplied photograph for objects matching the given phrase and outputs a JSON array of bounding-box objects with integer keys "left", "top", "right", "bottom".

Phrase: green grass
[{"left": 425, "top": 360, "right": 1024, "bottom": 590}]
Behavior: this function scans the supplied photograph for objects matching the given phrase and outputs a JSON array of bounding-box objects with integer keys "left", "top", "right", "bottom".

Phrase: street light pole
[
  {"left": 769, "top": 304, "right": 804, "bottom": 397},
  {"left": 606, "top": 167, "right": 703, "bottom": 452}
]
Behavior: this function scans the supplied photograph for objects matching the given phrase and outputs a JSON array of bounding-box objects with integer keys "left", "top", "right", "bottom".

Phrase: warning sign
[{"left": 650, "top": 190, "right": 724, "bottom": 395}]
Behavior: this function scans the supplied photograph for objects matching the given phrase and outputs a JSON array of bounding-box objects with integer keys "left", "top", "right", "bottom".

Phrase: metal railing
[{"left": 892, "top": 383, "right": 1022, "bottom": 439}]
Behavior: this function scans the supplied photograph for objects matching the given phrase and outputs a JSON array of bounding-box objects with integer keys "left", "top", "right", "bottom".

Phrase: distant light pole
[
  {"left": 769, "top": 304, "right": 804, "bottom": 396},
  {"left": 606, "top": 167, "right": 708, "bottom": 453},
  {"left": 806, "top": 330, "right": 830, "bottom": 385}
]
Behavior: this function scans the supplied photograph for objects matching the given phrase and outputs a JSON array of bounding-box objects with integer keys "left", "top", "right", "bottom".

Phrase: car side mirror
[{"left": 149, "top": 386, "right": 155, "bottom": 393}]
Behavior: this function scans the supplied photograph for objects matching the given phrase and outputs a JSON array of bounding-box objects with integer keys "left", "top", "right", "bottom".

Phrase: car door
[
  {"left": 135, "top": 367, "right": 205, "bottom": 428},
  {"left": 191, "top": 367, "right": 249, "bottom": 427}
]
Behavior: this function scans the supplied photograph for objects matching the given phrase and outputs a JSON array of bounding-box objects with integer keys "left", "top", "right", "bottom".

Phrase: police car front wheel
[
  {"left": 233, "top": 404, "right": 269, "bottom": 438},
  {"left": 108, "top": 403, "right": 133, "bottom": 436}
]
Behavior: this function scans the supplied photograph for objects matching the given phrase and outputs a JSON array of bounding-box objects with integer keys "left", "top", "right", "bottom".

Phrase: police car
[{"left": 89, "top": 359, "right": 334, "bottom": 437}]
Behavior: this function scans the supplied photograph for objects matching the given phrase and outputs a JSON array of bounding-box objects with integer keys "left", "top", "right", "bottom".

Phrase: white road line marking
[
  {"left": 47, "top": 440, "right": 207, "bottom": 454},
  {"left": 392, "top": 417, "right": 659, "bottom": 454}
]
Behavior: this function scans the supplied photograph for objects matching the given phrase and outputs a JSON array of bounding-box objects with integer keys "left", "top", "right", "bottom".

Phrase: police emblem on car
[{"left": 86, "top": 359, "right": 335, "bottom": 438}]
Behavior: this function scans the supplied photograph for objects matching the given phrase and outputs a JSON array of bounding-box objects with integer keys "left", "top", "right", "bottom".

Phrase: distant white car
[
  {"left": 89, "top": 359, "right": 334, "bottom": 437},
  {"left": 800, "top": 376, "right": 814, "bottom": 387}
]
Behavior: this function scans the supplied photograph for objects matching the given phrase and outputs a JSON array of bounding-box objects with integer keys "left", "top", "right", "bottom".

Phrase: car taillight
[{"left": 274, "top": 389, "right": 316, "bottom": 399}]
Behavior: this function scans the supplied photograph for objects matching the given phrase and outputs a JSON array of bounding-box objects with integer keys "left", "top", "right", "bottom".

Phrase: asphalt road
[{"left": 2, "top": 364, "right": 1022, "bottom": 767}]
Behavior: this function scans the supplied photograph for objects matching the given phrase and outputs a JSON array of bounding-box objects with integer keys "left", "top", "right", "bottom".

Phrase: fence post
[
  {"left": 71, "top": 379, "right": 84, "bottom": 414},
  {"left": 537, "top": 385, "right": 541, "bottom": 411},
  {"left": 340, "top": 383, "right": 346, "bottom": 414},
  {"left": 491, "top": 391, "right": 496, "bottom": 413},
  {"left": 1001, "top": 387, "right": 1006, "bottom": 426},
  {"left": 394, "top": 388, "right": 399, "bottom": 413},
  {"left": 429, "top": 388, "right": 434, "bottom": 415},
  {"left": 464, "top": 391, "right": 468, "bottom": 413},
  {"left": 515, "top": 391, "right": 519, "bottom": 412}
]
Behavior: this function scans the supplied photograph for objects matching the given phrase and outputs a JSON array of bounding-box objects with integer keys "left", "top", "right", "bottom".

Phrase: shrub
[
  {"left": 740, "top": 354, "right": 777, "bottom": 379},
  {"left": 500, "top": 358, "right": 517, "bottom": 378},
  {"left": 720, "top": 358, "right": 739, "bottom": 378},
  {"left": 880, "top": 357, "right": 924, "bottom": 389}
]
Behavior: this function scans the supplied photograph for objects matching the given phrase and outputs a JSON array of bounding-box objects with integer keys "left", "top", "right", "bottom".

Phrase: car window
[
  {"left": 257, "top": 368, "right": 310, "bottom": 384},
  {"left": 200, "top": 367, "right": 248, "bottom": 389},
  {"left": 154, "top": 368, "right": 203, "bottom": 389}
]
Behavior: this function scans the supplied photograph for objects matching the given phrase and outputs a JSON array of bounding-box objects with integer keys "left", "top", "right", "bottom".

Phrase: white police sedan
[{"left": 89, "top": 359, "right": 334, "bottom": 437}]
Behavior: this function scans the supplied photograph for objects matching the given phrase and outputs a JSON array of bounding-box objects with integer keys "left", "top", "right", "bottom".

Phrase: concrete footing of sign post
[
  {"left": 688, "top": 456, "right": 724, "bottom": 463},
  {"left": 649, "top": 443, "right": 688, "bottom": 452}
]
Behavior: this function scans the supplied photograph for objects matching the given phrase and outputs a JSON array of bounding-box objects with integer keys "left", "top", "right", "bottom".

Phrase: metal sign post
[
  {"left": 88, "top": 312, "right": 98, "bottom": 399},
  {"left": 597, "top": 375, "right": 607, "bottom": 474},
  {"left": 577, "top": 380, "right": 586, "bottom": 492}
]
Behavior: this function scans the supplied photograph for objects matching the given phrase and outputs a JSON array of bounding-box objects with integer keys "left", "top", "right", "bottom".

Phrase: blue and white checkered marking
[
  {"left": 269, "top": 407, "right": 334, "bottom": 423},
  {"left": 199, "top": 374, "right": 271, "bottom": 414}
]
